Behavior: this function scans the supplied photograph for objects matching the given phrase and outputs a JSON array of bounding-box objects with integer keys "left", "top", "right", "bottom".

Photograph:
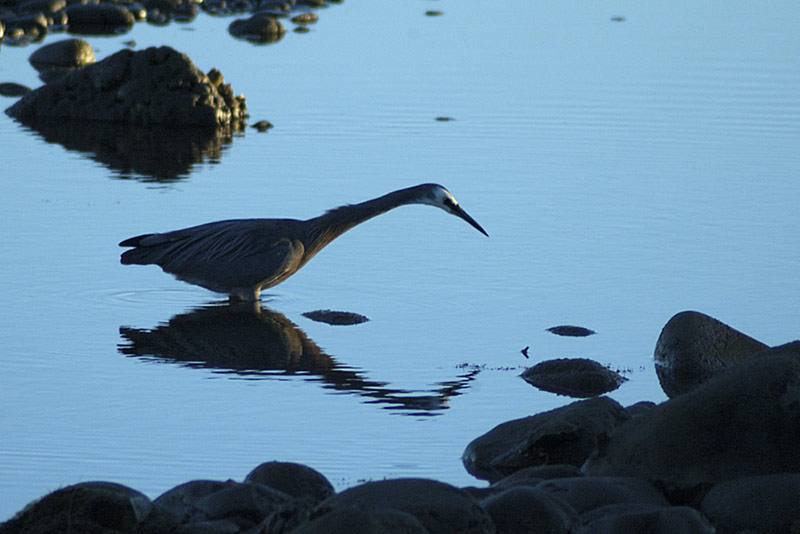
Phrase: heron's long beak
[{"left": 454, "top": 205, "right": 489, "bottom": 237}]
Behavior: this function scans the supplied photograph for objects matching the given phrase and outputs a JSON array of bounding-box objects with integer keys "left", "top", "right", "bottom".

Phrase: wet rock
[
  {"left": 65, "top": 3, "right": 135, "bottom": 34},
  {"left": 4, "top": 13, "right": 48, "bottom": 43},
  {"left": 581, "top": 503, "right": 714, "bottom": 533},
  {"left": 29, "top": 37, "right": 95, "bottom": 71},
  {"left": 547, "top": 325, "right": 595, "bottom": 337},
  {"left": 463, "top": 396, "right": 629, "bottom": 482},
  {"left": 228, "top": 13, "right": 286, "bottom": 43},
  {"left": 6, "top": 46, "right": 247, "bottom": 128},
  {"left": 17, "top": 0, "right": 66, "bottom": 16},
  {"left": 425, "top": 10, "right": 444, "bottom": 16},
  {"left": 314, "top": 478, "right": 495, "bottom": 534},
  {"left": 290, "top": 12, "right": 317, "bottom": 24},
  {"left": 0, "top": 82, "right": 32, "bottom": 96},
  {"left": 654, "top": 310, "right": 768, "bottom": 397},
  {"left": 244, "top": 461, "right": 334, "bottom": 504},
  {"left": 700, "top": 473, "right": 800, "bottom": 533},
  {"left": 252, "top": 119, "right": 273, "bottom": 131},
  {"left": 0, "top": 481, "right": 178, "bottom": 534},
  {"left": 490, "top": 464, "right": 584, "bottom": 490},
  {"left": 520, "top": 358, "right": 626, "bottom": 398},
  {"left": 624, "top": 400, "right": 655, "bottom": 418},
  {"left": 302, "top": 309, "right": 369, "bottom": 325},
  {"left": 293, "top": 505, "right": 428, "bottom": 534},
  {"left": 153, "top": 479, "right": 292, "bottom": 530},
  {"left": 583, "top": 342, "right": 800, "bottom": 502},
  {"left": 535, "top": 476, "right": 669, "bottom": 515},
  {"left": 480, "top": 486, "right": 579, "bottom": 534}
]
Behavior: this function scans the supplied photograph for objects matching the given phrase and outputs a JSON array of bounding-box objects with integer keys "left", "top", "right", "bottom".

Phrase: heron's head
[{"left": 416, "top": 184, "right": 489, "bottom": 237}]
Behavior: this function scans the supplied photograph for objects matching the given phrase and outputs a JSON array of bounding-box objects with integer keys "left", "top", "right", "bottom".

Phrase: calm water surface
[{"left": 2, "top": 1, "right": 799, "bottom": 520}]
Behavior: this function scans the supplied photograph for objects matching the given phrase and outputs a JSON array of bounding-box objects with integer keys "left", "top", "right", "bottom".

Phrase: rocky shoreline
[{"left": 2, "top": 310, "right": 799, "bottom": 533}]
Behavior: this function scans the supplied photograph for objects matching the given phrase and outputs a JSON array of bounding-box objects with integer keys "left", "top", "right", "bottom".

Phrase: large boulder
[
  {"left": 463, "top": 396, "right": 629, "bottom": 482},
  {"left": 6, "top": 46, "right": 247, "bottom": 128},
  {"left": 654, "top": 310, "right": 768, "bottom": 397},
  {"left": 584, "top": 342, "right": 800, "bottom": 502}
]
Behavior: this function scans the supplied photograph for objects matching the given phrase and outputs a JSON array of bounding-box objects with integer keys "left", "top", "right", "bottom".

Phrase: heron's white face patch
[{"left": 419, "top": 186, "right": 459, "bottom": 213}]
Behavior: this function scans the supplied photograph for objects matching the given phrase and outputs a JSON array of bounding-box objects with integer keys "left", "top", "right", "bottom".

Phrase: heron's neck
[{"left": 302, "top": 186, "right": 426, "bottom": 259}]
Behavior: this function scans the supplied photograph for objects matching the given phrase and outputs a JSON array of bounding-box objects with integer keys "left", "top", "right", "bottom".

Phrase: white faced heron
[{"left": 119, "top": 183, "right": 488, "bottom": 301}]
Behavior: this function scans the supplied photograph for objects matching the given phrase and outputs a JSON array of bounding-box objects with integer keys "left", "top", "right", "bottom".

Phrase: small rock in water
[
  {"left": 252, "top": 119, "right": 273, "bottom": 131},
  {"left": 435, "top": 116, "right": 455, "bottom": 121},
  {"left": 0, "top": 82, "right": 32, "bottom": 97},
  {"left": 425, "top": 10, "right": 444, "bottom": 16},
  {"left": 28, "top": 38, "right": 96, "bottom": 71},
  {"left": 521, "top": 357, "right": 626, "bottom": 397},
  {"left": 302, "top": 310, "right": 369, "bottom": 325},
  {"left": 547, "top": 325, "right": 595, "bottom": 337},
  {"left": 291, "top": 12, "right": 318, "bottom": 24}
]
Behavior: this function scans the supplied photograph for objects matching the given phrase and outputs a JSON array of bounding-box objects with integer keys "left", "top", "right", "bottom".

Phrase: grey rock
[
  {"left": 6, "top": 46, "right": 247, "bottom": 128},
  {"left": 580, "top": 503, "right": 714, "bottom": 534},
  {"left": 314, "top": 478, "right": 495, "bottom": 534},
  {"left": 481, "top": 486, "right": 579, "bottom": 534},
  {"left": 463, "top": 396, "right": 629, "bottom": 482},
  {"left": 66, "top": 3, "right": 135, "bottom": 34},
  {"left": 700, "top": 473, "right": 800, "bottom": 533},
  {"left": 0, "top": 481, "right": 178, "bottom": 534},
  {"left": 154, "top": 479, "right": 292, "bottom": 529},
  {"left": 29, "top": 38, "right": 95, "bottom": 71},
  {"left": 228, "top": 13, "right": 286, "bottom": 42},
  {"left": 521, "top": 358, "right": 626, "bottom": 398},
  {"left": 292, "top": 505, "right": 429, "bottom": 534},
  {"left": 654, "top": 310, "right": 768, "bottom": 397},
  {"left": 244, "top": 461, "right": 334, "bottom": 504},
  {"left": 584, "top": 342, "right": 800, "bottom": 501},
  {"left": 534, "top": 476, "right": 669, "bottom": 515}
]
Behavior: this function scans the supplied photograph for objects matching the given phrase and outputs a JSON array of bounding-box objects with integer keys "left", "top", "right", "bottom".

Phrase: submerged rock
[
  {"left": 654, "top": 310, "right": 768, "bottom": 397},
  {"left": 302, "top": 309, "right": 369, "bottom": 325},
  {"left": 6, "top": 46, "right": 247, "bottom": 128},
  {"left": 520, "top": 357, "right": 626, "bottom": 398},
  {"left": 546, "top": 325, "right": 595, "bottom": 337}
]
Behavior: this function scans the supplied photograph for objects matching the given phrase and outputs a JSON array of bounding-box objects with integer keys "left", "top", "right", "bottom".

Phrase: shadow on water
[
  {"left": 13, "top": 118, "right": 241, "bottom": 182},
  {"left": 118, "top": 302, "right": 478, "bottom": 416}
]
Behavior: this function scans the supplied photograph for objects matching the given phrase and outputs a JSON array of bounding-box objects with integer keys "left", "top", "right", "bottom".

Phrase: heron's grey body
[{"left": 120, "top": 183, "right": 487, "bottom": 301}]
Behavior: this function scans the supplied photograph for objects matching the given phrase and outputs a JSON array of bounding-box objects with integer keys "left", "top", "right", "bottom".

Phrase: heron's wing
[{"left": 121, "top": 219, "right": 306, "bottom": 291}]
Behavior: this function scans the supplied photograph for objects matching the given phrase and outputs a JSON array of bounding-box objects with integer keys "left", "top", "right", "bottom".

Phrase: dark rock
[
  {"left": 29, "top": 37, "right": 95, "bottom": 71},
  {"left": 700, "top": 473, "right": 800, "bottom": 533},
  {"left": 490, "top": 464, "right": 584, "bottom": 490},
  {"left": 583, "top": 342, "right": 800, "bottom": 503},
  {"left": 535, "top": 476, "right": 668, "bottom": 515},
  {"left": 0, "top": 82, "right": 32, "bottom": 96},
  {"left": 0, "top": 481, "right": 178, "bottom": 534},
  {"left": 66, "top": 3, "right": 135, "bottom": 34},
  {"left": 521, "top": 358, "right": 626, "bottom": 398},
  {"left": 292, "top": 505, "right": 429, "bottom": 534},
  {"left": 6, "top": 13, "right": 48, "bottom": 43},
  {"left": 228, "top": 13, "right": 286, "bottom": 43},
  {"left": 314, "top": 478, "right": 495, "bottom": 534},
  {"left": 547, "top": 325, "right": 595, "bottom": 337},
  {"left": 154, "top": 479, "right": 292, "bottom": 530},
  {"left": 654, "top": 310, "right": 768, "bottom": 397},
  {"left": 290, "top": 12, "right": 317, "bottom": 24},
  {"left": 624, "top": 400, "right": 656, "bottom": 418},
  {"left": 252, "top": 119, "right": 273, "bottom": 131},
  {"left": 480, "top": 486, "right": 578, "bottom": 534},
  {"left": 463, "top": 396, "right": 629, "bottom": 482},
  {"left": 302, "top": 309, "right": 369, "bottom": 325},
  {"left": 17, "top": 0, "right": 66, "bottom": 15},
  {"left": 6, "top": 46, "right": 247, "bottom": 128},
  {"left": 581, "top": 503, "right": 714, "bottom": 533},
  {"left": 244, "top": 461, "right": 334, "bottom": 504}
]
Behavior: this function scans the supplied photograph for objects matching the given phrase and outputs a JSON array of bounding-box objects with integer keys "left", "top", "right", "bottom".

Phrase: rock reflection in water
[
  {"left": 15, "top": 118, "right": 240, "bottom": 181},
  {"left": 118, "top": 302, "right": 478, "bottom": 415}
]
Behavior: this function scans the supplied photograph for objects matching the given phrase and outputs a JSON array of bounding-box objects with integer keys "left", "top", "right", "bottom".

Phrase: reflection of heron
[
  {"left": 119, "top": 302, "right": 478, "bottom": 415},
  {"left": 120, "top": 184, "right": 487, "bottom": 301}
]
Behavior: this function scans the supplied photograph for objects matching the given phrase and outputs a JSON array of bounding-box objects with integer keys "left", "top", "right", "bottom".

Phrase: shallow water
[{"left": 2, "top": 0, "right": 800, "bottom": 520}]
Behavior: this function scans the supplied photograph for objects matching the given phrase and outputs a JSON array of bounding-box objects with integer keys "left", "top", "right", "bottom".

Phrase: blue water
[{"left": 2, "top": 0, "right": 799, "bottom": 520}]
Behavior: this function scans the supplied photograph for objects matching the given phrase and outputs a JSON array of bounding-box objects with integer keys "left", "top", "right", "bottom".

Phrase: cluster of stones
[
  {"left": 0, "top": 0, "right": 337, "bottom": 46},
  {"left": 2, "top": 310, "right": 798, "bottom": 533},
  {"left": 6, "top": 43, "right": 247, "bottom": 128}
]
